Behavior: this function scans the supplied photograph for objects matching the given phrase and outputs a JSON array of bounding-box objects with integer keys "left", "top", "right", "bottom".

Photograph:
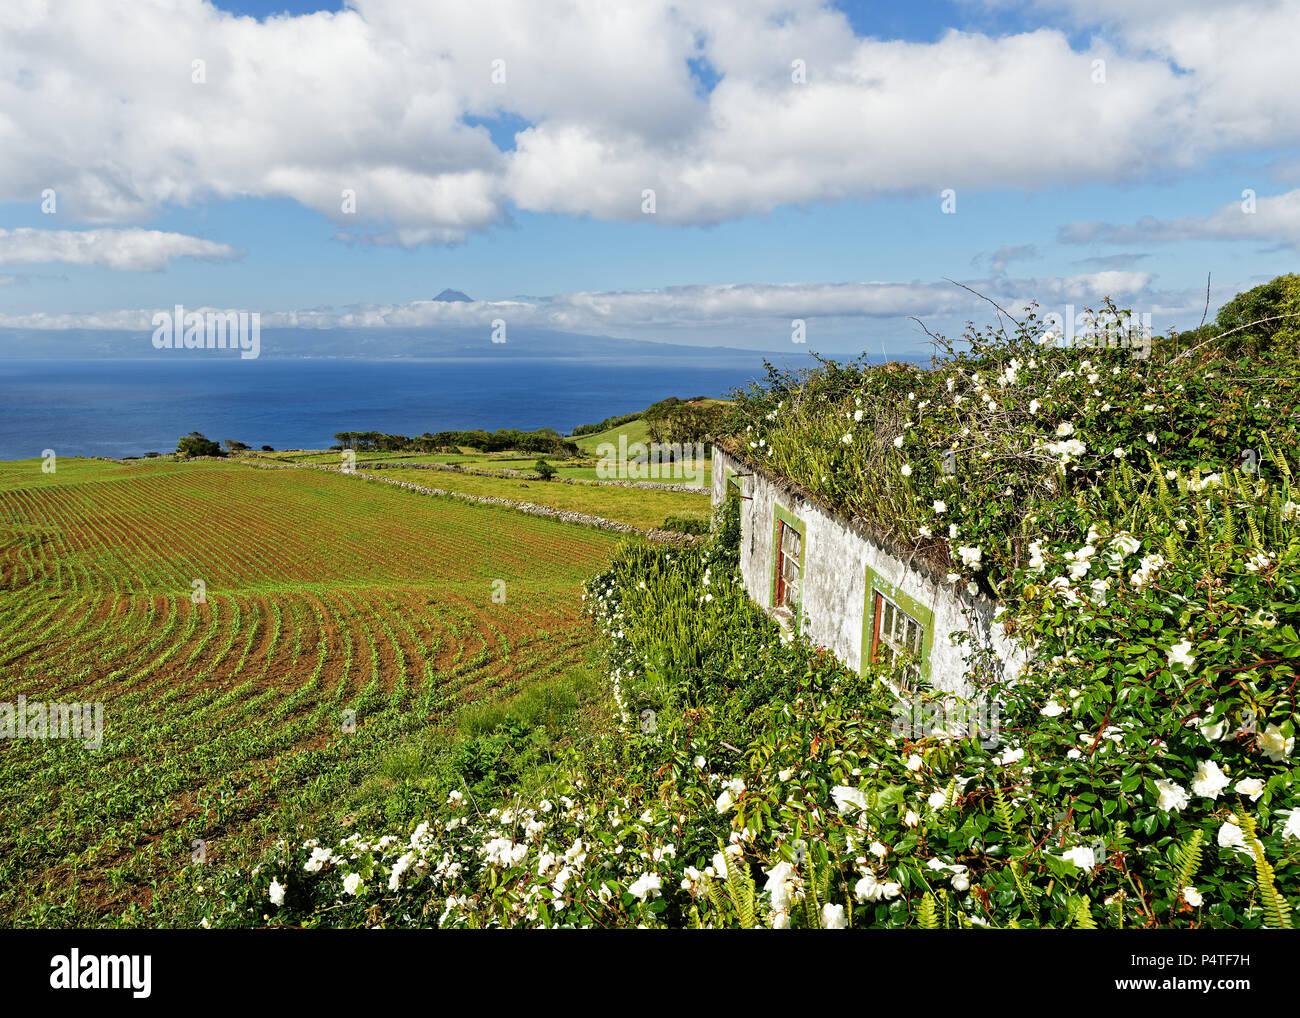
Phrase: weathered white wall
[{"left": 712, "top": 446, "right": 1024, "bottom": 698}]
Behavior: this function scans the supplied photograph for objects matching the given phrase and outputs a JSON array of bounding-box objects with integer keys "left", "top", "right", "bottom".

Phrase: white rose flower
[
  {"left": 268, "top": 879, "right": 286, "bottom": 906},
  {"left": 628, "top": 872, "right": 662, "bottom": 902},
  {"left": 831, "top": 785, "right": 868, "bottom": 815},
  {"left": 1260, "top": 724, "right": 1294, "bottom": 762},
  {"left": 1191, "top": 760, "right": 1230, "bottom": 799},
  {"left": 1060, "top": 846, "right": 1096, "bottom": 872},
  {"left": 854, "top": 872, "right": 885, "bottom": 902},
  {"left": 1166, "top": 640, "right": 1196, "bottom": 670},
  {"left": 1217, "top": 821, "right": 1250, "bottom": 856},
  {"left": 1233, "top": 777, "right": 1265, "bottom": 802},
  {"left": 1281, "top": 808, "right": 1300, "bottom": 841},
  {"left": 821, "top": 903, "right": 848, "bottom": 929},
  {"left": 1154, "top": 778, "right": 1190, "bottom": 813}
]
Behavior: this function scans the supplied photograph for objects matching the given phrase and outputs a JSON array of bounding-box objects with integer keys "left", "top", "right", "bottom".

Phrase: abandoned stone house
[{"left": 711, "top": 442, "right": 1024, "bottom": 699}]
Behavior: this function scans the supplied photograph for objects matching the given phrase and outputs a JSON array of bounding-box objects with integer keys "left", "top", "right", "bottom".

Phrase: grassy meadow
[
  {"left": 349, "top": 466, "right": 709, "bottom": 530},
  {"left": 0, "top": 456, "right": 624, "bottom": 926},
  {"left": 259, "top": 410, "right": 715, "bottom": 487}
]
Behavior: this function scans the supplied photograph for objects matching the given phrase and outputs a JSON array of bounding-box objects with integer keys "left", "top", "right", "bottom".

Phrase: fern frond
[
  {"left": 1070, "top": 896, "right": 1098, "bottom": 929},
  {"left": 1240, "top": 813, "right": 1294, "bottom": 930},
  {"left": 991, "top": 785, "right": 1016, "bottom": 844},
  {"left": 1009, "top": 860, "right": 1040, "bottom": 916},
  {"left": 1171, "top": 828, "right": 1204, "bottom": 893},
  {"left": 917, "top": 892, "right": 940, "bottom": 930},
  {"left": 725, "top": 860, "right": 757, "bottom": 930}
]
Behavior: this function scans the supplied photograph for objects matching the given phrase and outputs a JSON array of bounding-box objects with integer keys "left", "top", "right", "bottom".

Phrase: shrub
[
  {"left": 176, "top": 432, "right": 224, "bottom": 458},
  {"left": 661, "top": 514, "right": 709, "bottom": 535}
]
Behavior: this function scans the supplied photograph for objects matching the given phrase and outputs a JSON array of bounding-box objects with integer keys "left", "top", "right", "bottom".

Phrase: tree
[
  {"left": 645, "top": 400, "right": 724, "bottom": 444},
  {"left": 176, "top": 432, "right": 224, "bottom": 458},
  {"left": 223, "top": 439, "right": 250, "bottom": 451},
  {"left": 1211, "top": 273, "right": 1300, "bottom": 360},
  {"left": 534, "top": 458, "right": 557, "bottom": 480}
]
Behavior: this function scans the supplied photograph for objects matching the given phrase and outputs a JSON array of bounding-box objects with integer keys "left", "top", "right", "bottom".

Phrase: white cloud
[
  {"left": 2, "top": 1, "right": 1299, "bottom": 239},
  {"left": 0, "top": 271, "right": 1154, "bottom": 332},
  {"left": 0, "top": 228, "right": 242, "bottom": 271},
  {"left": 1060, "top": 189, "right": 1300, "bottom": 249}
]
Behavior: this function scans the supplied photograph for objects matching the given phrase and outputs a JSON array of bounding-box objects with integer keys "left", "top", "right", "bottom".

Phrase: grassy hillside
[
  {"left": 0, "top": 457, "right": 622, "bottom": 926},
  {"left": 572, "top": 416, "right": 654, "bottom": 455}
]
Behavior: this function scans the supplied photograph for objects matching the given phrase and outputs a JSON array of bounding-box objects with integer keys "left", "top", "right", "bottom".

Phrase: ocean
[{"left": 0, "top": 356, "right": 774, "bottom": 460}]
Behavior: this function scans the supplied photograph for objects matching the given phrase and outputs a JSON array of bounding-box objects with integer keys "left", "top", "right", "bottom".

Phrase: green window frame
[
  {"left": 862, "top": 564, "right": 936, "bottom": 689},
  {"left": 723, "top": 464, "right": 743, "bottom": 500},
  {"left": 769, "top": 503, "right": 806, "bottom": 629}
]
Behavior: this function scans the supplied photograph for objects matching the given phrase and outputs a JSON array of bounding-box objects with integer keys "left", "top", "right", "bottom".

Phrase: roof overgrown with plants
[{"left": 721, "top": 277, "right": 1300, "bottom": 599}]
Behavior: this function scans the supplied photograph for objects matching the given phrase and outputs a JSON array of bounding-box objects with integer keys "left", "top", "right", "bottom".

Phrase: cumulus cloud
[
  {"left": 3, "top": 1, "right": 1299, "bottom": 240},
  {"left": 0, "top": 271, "right": 1154, "bottom": 332},
  {"left": 1059, "top": 189, "right": 1300, "bottom": 250},
  {"left": 0, "top": 228, "right": 242, "bottom": 271}
]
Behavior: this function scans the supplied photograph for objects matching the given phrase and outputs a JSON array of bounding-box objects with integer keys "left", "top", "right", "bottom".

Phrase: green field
[
  {"left": 261, "top": 437, "right": 713, "bottom": 487},
  {"left": 0, "top": 457, "right": 624, "bottom": 926},
  {"left": 352, "top": 467, "right": 708, "bottom": 529},
  {"left": 572, "top": 416, "right": 654, "bottom": 455}
]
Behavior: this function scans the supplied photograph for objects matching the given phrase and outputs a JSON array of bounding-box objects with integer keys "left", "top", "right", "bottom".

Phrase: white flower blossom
[
  {"left": 1166, "top": 640, "right": 1196, "bottom": 670},
  {"left": 269, "top": 879, "right": 285, "bottom": 906},
  {"left": 628, "top": 872, "right": 662, "bottom": 902},
  {"left": 1191, "top": 760, "right": 1230, "bottom": 799},
  {"left": 1154, "top": 778, "right": 1190, "bottom": 813},
  {"left": 1260, "top": 724, "right": 1294, "bottom": 762},
  {"left": 1060, "top": 845, "right": 1097, "bottom": 872}
]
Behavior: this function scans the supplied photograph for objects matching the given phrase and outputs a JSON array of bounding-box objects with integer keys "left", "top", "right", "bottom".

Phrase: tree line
[{"left": 331, "top": 428, "right": 578, "bottom": 456}]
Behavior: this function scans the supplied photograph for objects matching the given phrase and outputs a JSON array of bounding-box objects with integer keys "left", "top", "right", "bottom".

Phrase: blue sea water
[{"left": 0, "top": 357, "right": 775, "bottom": 460}]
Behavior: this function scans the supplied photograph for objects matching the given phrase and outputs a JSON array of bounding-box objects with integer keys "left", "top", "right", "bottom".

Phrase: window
[
  {"left": 774, "top": 519, "right": 802, "bottom": 610},
  {"left": 871, "top": 591, "right": 926, "bottom": 689}
]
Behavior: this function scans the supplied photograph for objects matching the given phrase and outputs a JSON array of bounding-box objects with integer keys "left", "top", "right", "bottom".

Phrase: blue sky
[{"left": 2, "top": 0, "right": 1298, "bottom": 354}]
